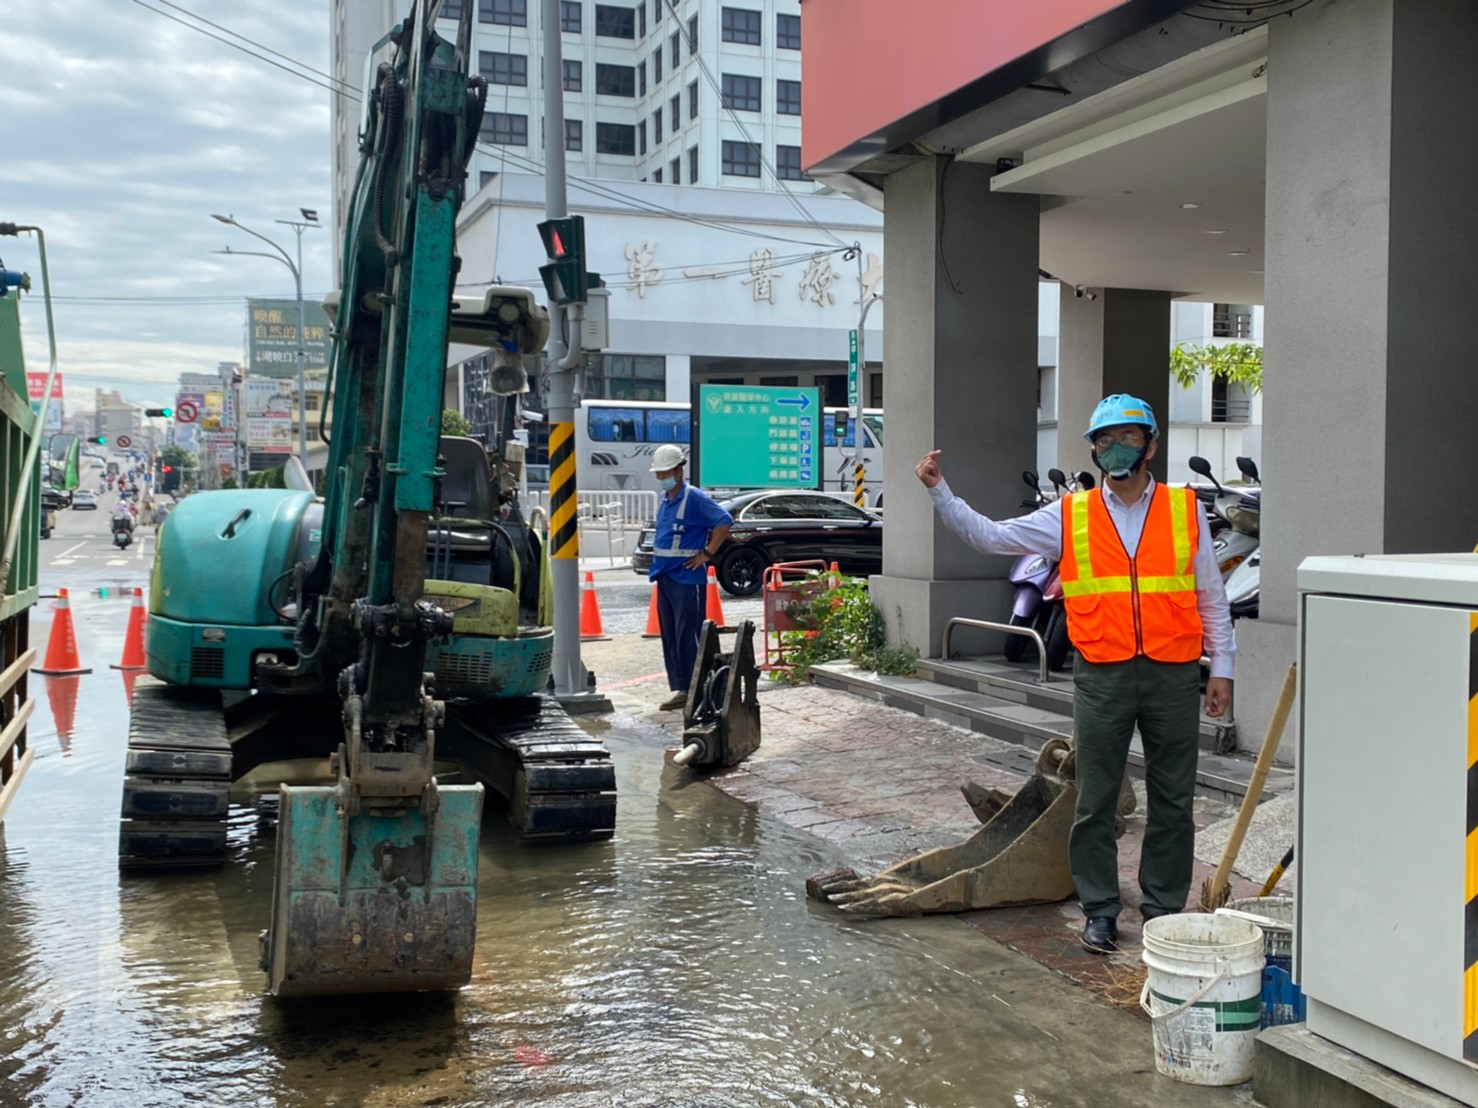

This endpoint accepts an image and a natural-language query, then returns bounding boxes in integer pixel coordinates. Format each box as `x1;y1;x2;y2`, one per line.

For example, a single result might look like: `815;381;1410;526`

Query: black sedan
632;490;882;597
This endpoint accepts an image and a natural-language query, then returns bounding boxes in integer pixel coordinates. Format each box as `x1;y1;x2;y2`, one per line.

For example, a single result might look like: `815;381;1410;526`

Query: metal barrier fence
525;489;659;565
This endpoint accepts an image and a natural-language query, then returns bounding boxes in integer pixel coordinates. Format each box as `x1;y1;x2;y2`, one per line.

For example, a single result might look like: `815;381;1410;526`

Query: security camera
489;347;529;395
1073;285;1098;301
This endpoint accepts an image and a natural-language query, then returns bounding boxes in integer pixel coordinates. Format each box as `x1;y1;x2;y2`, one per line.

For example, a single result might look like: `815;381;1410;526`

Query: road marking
57;541;88;558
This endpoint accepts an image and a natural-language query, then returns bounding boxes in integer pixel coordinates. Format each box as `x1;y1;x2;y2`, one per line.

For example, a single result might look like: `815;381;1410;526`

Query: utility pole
541;0;602;708
851;246;881;507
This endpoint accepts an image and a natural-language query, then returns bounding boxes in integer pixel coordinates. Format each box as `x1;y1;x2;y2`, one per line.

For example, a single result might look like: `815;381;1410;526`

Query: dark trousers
1070;655;1201;919
656;574;706;693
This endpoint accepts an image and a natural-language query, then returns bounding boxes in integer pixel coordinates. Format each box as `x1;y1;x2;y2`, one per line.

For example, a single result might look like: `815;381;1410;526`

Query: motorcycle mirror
1236;456;1260;483
1021;470;1040;492
1076;470;1095;490
1046;467;1067;491
1187;455;1225;493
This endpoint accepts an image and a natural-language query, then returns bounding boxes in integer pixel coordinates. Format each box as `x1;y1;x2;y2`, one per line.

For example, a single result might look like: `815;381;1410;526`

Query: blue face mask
1094;442;1147;480
658;475;677;492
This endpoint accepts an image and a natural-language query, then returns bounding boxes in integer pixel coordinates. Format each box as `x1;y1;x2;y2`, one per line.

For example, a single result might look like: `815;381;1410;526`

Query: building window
776;78;800;116
637;0;646;37
652;46;662;82
566;119;583;152
595;4;635;37
585;354;667;401
776;144;808;181
721;7;759;44
671;155;681;184
596;121;636;155
721;73;760;113
638;118;647;155
687;14;697;53
721;139;760;177
560;0;581;32
777;12;800;49
596;63;636;97
639;59;647;96
688;144;698;184
480;52;527;87
441;0;464;18
652;107;662;144
481;112;528;145
669;93;680;130
480;0;527;26
479;169;498;190
653;167;663;183
688;79;698;119
1213;302;1254;338
563;59;582;92
670;31;680;70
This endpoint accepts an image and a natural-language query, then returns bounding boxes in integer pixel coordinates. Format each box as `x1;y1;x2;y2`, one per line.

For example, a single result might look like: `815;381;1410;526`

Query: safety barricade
759;560;833;672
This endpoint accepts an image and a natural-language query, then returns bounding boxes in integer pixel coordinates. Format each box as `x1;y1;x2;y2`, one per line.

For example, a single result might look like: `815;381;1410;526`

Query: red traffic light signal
161;465;174;473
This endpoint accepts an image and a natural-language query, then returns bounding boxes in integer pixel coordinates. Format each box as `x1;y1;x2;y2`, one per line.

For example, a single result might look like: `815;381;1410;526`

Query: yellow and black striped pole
549;421;578;560
1466;612;1478;1061
853;463;865;507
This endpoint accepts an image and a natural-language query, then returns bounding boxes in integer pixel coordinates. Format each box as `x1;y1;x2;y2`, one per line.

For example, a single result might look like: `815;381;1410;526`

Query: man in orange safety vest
916;394;1234;954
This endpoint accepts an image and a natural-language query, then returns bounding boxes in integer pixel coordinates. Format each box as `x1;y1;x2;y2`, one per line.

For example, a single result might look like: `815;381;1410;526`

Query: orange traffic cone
642;583;662;638
704;565;727;629
43;674;80;756
580;570;608;641
36;587;91;675
828;561;842;588
111;587;147;671
119;667;141;709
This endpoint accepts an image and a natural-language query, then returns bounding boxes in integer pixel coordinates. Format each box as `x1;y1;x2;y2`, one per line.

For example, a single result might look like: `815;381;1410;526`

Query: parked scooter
1187;455;1260;580
1222;456;1261;619
1004;471;1053;662
1036;468;1095;672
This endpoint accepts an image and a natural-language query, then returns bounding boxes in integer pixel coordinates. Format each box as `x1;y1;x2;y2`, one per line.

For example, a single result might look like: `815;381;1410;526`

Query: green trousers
1070;655;1201;919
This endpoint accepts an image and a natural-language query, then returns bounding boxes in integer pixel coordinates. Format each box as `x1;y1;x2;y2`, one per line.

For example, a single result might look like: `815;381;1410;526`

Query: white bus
574;399;885;506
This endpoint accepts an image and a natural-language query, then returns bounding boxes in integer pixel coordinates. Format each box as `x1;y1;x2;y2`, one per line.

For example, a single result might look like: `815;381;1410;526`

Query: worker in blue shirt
648;443;732;710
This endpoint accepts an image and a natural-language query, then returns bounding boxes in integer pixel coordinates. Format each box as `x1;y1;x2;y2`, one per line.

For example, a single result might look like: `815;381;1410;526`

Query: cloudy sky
2;0;337;413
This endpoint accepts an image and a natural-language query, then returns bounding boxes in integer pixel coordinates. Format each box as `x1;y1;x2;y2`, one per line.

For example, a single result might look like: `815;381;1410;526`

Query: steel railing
942;616;1050;684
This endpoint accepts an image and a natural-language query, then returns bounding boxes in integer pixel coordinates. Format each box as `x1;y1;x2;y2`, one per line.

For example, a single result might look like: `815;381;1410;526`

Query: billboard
25;371;62;434
694;385;820;490
246;298;330;379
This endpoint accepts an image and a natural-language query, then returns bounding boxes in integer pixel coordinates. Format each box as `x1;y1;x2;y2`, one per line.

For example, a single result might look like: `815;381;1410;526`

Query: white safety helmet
649;443;687;472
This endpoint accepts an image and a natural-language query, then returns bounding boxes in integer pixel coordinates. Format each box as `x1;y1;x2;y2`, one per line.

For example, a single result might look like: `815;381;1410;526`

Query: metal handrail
943;617;1050;684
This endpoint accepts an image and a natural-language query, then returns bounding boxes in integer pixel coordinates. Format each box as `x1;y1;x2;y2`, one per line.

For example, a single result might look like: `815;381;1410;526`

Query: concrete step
810;656;1294;803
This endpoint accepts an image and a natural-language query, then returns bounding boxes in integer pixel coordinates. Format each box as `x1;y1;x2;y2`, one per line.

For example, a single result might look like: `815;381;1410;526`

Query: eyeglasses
1092;429;1147;450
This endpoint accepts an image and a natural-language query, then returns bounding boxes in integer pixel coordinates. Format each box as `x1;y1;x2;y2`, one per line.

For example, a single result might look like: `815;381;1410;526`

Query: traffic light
87;435;106;445
144;407;173;418
161;465;174;474
536;215;588;306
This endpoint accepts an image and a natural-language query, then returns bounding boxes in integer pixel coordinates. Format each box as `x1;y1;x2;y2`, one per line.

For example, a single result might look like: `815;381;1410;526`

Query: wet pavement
0;525;1258;1106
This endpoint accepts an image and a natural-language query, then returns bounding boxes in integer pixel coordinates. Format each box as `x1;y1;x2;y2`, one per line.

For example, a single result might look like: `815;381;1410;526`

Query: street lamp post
211;211;319;467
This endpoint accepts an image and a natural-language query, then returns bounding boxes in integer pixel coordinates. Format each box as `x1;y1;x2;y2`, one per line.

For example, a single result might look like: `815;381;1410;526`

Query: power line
659;0;849;250
152;0;359;94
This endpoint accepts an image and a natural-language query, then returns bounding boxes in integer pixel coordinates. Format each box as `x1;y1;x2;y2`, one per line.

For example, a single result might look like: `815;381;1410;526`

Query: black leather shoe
1081;915;1120;954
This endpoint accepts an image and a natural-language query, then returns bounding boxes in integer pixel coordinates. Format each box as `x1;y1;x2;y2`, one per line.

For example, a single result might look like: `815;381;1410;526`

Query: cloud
2;0;336;409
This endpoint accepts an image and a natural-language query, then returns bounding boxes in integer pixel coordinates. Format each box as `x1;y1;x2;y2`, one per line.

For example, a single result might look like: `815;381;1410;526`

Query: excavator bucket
807;738;1102;916
260;782;484;997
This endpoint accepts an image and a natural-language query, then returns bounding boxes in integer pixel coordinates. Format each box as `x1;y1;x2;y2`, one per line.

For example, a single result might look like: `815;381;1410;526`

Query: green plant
772;572;918;685
1169;342;1263;392
442;408;472;436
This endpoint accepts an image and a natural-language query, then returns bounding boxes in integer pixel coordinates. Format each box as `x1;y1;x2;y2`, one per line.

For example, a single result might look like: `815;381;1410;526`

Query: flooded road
0;550;1217;1107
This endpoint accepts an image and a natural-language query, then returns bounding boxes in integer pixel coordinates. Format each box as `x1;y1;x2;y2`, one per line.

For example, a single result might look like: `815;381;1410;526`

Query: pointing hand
915;450;943;489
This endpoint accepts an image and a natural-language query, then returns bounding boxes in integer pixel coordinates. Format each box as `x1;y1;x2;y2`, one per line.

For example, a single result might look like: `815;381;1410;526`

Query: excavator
115;3;614;997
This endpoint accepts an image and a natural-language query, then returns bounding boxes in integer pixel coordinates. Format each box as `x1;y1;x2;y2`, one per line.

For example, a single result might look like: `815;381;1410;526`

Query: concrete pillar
664;353;690;402
871;159;1039;656
1057;286;1172;483
1238;0;1478;754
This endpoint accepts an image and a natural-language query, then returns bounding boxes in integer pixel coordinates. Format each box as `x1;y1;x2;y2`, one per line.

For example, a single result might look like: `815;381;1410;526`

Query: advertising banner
25;371;63;434
246;298;330;378
247;414;292;454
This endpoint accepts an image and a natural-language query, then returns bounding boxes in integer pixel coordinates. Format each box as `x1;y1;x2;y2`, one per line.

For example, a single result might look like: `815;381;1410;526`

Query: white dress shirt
927;477;1235;680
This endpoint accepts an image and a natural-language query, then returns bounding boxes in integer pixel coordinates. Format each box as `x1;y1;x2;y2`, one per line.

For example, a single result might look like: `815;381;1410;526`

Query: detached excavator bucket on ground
261;782;484;998
807;738;1133;917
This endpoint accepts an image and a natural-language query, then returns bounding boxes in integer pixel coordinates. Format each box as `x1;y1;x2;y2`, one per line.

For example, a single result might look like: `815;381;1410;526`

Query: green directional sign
848;329;859;407
695;384;821;490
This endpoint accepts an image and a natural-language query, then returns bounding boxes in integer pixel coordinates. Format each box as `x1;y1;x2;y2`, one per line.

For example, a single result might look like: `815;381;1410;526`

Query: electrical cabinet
1298;554;1478;1104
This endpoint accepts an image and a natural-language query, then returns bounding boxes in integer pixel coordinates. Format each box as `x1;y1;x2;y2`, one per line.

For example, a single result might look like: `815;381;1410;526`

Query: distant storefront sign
26;371;63;434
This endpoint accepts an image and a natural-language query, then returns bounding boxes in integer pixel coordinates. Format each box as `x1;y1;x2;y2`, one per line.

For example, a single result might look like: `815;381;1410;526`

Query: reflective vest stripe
1061;573;1195;597
1070;494;1094;581
653;486;705;556
1168;485;1191;575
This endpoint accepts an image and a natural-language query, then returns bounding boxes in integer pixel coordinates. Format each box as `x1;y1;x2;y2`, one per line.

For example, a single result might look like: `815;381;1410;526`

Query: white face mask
658;475;677;492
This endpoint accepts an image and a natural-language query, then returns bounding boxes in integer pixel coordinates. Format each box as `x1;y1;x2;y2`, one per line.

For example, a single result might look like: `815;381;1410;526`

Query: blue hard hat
1084;394;1159;441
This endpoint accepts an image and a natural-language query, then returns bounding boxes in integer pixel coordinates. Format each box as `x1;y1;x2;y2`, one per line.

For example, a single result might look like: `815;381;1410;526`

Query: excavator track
445;695;615;841
118;678;233;869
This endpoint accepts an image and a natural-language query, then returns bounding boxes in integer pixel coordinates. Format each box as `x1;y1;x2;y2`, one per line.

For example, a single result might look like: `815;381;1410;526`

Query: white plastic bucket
1139;913;1266;1086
